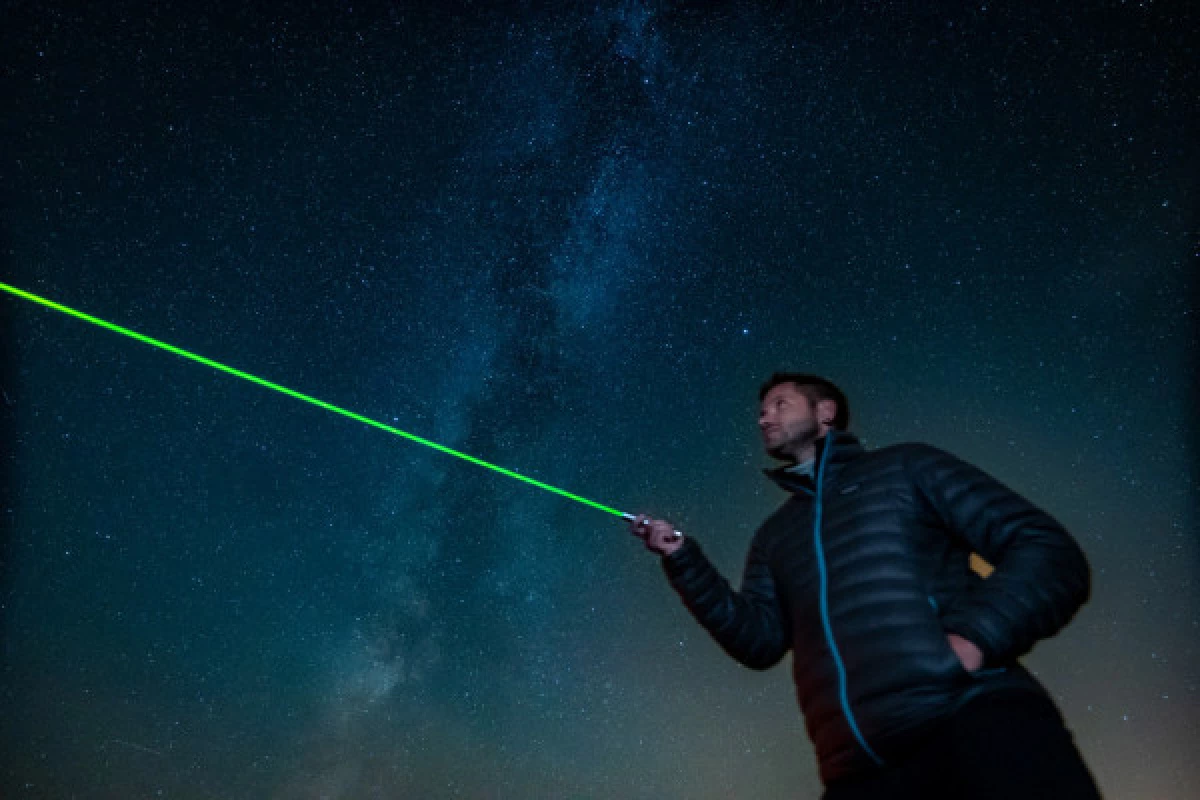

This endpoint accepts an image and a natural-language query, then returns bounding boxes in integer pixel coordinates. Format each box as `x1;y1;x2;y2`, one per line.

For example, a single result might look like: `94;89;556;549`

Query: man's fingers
649;521;676;539
628;515;682;552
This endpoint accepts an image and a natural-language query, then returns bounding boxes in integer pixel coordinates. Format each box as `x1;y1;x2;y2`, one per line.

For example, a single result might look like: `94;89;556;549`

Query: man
631;373;1102;799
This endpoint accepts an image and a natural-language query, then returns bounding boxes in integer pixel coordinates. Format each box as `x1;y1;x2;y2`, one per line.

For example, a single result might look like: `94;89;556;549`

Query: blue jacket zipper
813;435;885;767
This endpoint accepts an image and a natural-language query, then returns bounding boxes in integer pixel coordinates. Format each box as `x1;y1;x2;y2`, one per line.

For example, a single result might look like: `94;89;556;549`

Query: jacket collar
763;430;866;494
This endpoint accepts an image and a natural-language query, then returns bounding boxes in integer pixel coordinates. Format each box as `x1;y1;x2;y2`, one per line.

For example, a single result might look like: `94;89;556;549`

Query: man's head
757;373;850;463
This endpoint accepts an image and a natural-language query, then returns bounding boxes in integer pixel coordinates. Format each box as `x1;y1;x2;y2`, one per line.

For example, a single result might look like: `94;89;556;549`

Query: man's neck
793;444;816;464
788;431;828;465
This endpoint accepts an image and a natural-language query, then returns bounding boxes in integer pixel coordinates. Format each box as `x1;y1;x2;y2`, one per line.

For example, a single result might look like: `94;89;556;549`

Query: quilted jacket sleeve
908;444;1091;666
660;534;790;670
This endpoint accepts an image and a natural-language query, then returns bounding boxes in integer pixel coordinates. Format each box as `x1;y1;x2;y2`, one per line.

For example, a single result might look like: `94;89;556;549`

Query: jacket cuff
661;537;702;577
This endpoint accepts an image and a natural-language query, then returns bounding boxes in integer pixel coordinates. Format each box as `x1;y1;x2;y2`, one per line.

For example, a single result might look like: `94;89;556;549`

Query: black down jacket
661;430;1091;784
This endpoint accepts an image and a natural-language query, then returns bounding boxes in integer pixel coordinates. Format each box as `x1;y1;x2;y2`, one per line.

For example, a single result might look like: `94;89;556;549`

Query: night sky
1;1;1196;797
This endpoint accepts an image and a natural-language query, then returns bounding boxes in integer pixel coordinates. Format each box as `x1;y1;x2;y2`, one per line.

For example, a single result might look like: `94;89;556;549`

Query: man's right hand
629;513;685;557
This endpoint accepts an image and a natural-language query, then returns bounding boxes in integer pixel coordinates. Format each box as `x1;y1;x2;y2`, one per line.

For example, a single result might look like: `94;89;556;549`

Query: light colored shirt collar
785;458;816;478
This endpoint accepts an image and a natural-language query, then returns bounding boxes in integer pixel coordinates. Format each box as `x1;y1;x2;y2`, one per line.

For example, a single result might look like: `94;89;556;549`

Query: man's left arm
907;443;1092;668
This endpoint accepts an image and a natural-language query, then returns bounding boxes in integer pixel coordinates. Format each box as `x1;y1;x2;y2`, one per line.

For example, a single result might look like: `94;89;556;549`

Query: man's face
758;382;820;461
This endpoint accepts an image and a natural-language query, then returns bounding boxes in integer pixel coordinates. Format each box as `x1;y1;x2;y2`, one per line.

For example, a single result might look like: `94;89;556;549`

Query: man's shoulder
846;441;968;484
752;494;809;548
861;440;954;464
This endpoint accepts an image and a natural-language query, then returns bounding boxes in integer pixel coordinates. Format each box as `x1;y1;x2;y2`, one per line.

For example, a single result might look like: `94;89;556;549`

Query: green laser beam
0;280;629;520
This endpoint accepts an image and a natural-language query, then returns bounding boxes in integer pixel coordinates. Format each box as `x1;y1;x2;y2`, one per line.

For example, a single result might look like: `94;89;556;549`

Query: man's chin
765;444;795;462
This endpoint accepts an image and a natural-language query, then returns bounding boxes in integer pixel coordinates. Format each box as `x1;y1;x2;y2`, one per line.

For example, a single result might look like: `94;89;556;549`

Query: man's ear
816;398;838;427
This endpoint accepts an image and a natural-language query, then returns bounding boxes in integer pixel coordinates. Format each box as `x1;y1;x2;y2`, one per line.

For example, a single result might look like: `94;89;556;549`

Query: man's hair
758;372;851;431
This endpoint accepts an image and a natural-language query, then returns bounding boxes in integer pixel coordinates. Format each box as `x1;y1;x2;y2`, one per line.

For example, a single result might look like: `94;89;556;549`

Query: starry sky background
0;1;1196;797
